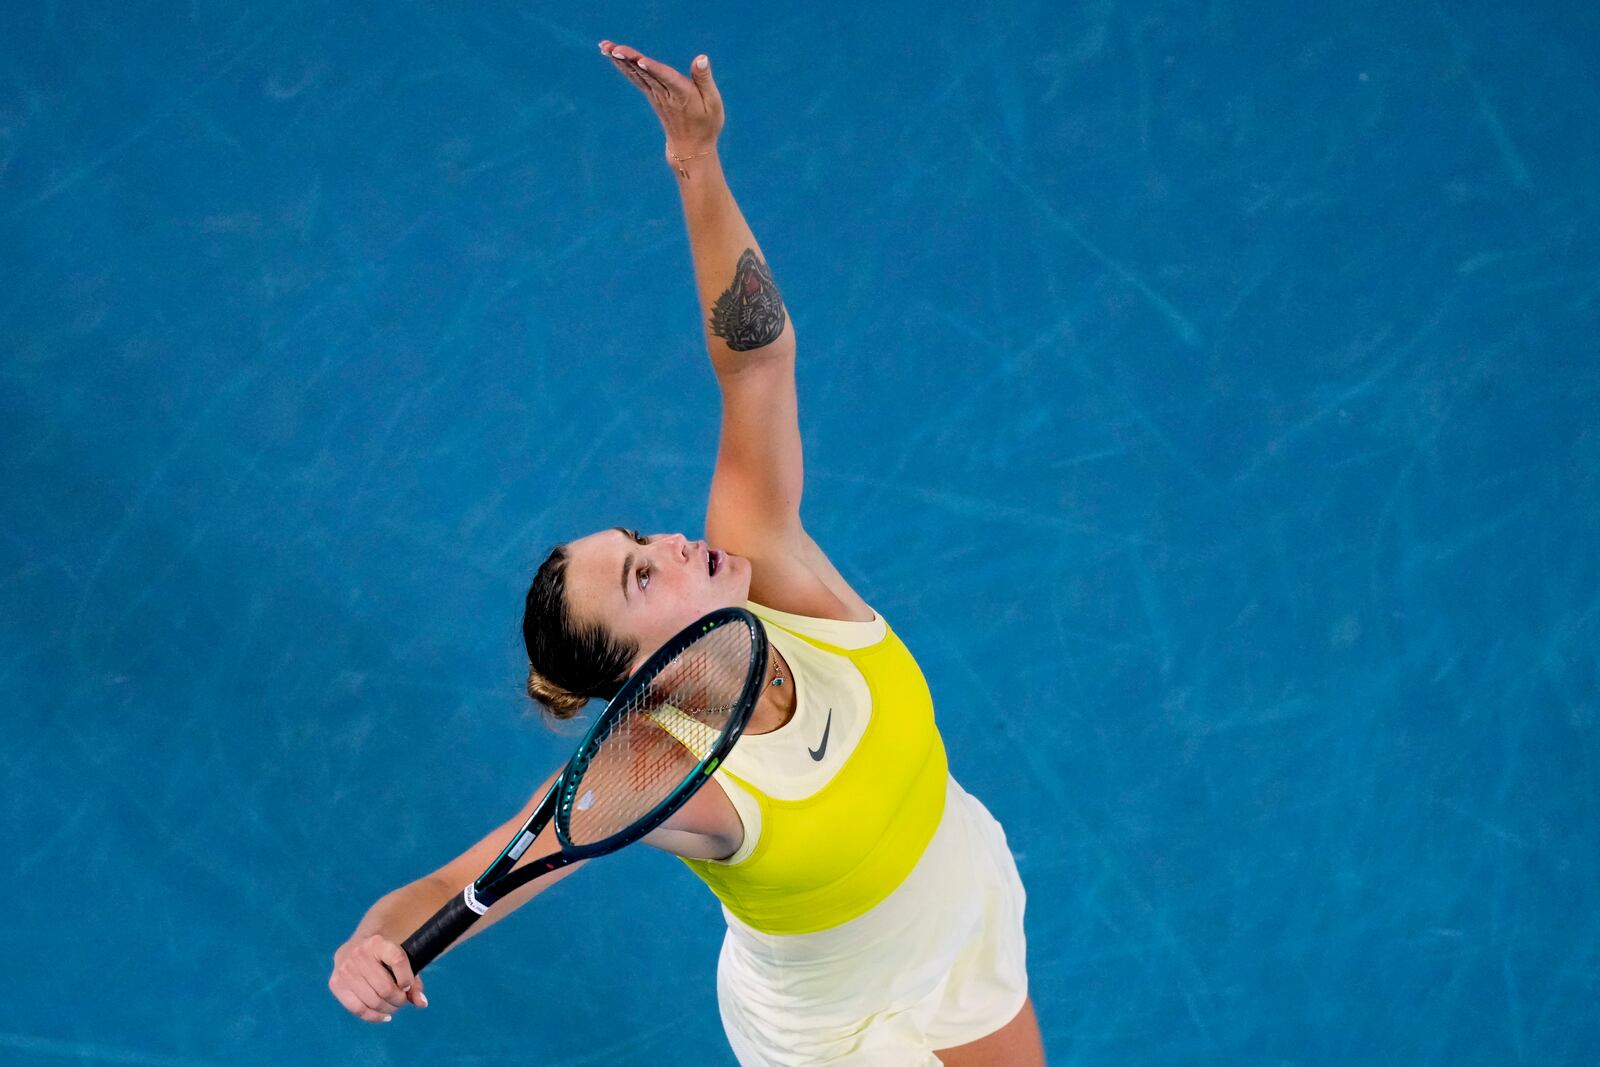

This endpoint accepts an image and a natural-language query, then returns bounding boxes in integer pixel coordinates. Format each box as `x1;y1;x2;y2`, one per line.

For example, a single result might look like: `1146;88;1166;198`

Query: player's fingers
602;41;645;70
329;970;392;1022
602;42;685;97
602;44;665;101
620;61;663;100
331;981;393;1023
356;956;410;1012
345;964;396;1015
407;976;430;1009
373;937;418;993
632;52;693;96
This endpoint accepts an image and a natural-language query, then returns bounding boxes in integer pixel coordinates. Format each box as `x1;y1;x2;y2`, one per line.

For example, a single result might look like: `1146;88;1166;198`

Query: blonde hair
525;663;589;721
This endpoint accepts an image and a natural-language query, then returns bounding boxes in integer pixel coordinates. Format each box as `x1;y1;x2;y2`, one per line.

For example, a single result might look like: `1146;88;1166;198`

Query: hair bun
527;665;589;720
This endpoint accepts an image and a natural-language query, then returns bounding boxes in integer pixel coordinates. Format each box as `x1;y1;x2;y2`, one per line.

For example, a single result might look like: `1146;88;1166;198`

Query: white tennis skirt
715;776;1029;1066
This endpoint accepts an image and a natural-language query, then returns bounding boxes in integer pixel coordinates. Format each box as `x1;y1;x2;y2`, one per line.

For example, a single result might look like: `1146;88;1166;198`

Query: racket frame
397;606;767;974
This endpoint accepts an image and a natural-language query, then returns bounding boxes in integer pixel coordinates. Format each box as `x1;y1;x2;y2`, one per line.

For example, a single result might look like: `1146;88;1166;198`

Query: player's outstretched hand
329;933;428;1023
599;40;724;156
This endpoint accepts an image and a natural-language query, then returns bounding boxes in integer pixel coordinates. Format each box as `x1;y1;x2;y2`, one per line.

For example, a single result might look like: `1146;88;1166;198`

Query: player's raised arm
600;41;870;621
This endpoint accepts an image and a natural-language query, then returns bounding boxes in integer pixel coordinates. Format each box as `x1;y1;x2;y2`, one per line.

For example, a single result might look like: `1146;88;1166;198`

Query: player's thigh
933;996;1044;1067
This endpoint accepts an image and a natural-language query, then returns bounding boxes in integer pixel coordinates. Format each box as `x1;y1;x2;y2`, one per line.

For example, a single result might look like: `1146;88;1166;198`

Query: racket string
564;624;754;846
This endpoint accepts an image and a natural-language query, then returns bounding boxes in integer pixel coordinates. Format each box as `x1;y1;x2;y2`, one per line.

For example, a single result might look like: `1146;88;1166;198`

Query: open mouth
708;549;721;577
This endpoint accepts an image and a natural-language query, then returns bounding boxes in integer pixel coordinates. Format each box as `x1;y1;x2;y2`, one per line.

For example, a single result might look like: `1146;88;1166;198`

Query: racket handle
397;887;483;976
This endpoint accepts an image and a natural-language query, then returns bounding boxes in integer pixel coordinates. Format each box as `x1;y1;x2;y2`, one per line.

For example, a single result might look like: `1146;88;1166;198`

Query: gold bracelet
666;145;715;179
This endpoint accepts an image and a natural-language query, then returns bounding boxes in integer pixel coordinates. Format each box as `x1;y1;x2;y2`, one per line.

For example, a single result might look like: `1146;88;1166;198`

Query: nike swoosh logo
808;708;833;762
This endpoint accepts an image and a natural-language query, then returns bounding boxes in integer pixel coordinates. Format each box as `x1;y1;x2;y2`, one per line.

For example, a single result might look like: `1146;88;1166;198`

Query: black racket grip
397;889;482;977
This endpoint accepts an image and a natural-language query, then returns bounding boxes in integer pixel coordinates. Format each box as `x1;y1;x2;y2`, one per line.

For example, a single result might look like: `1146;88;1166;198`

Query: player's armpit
643;777;744;859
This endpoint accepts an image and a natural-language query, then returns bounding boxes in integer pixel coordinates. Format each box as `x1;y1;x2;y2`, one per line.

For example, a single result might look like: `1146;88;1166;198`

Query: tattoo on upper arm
709;249;787;352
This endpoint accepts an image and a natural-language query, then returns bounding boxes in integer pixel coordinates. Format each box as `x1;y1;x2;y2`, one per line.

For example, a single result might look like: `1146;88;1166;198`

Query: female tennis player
328;40;1044;1066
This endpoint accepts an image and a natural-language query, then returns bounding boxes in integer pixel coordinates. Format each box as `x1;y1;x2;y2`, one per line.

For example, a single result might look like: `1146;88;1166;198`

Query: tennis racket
390;606;768;977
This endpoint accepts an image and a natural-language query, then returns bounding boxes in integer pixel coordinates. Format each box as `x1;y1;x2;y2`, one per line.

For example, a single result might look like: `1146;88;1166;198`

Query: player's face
563;528;751;669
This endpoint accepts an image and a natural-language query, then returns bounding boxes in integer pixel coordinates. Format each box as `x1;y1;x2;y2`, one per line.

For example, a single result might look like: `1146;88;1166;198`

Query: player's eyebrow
614;527;636;603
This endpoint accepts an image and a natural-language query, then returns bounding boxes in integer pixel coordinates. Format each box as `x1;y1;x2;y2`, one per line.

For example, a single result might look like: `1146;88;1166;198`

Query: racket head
551;607;767;858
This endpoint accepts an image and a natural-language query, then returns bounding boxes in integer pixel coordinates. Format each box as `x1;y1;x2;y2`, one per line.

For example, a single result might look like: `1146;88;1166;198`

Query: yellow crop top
678;601;949;935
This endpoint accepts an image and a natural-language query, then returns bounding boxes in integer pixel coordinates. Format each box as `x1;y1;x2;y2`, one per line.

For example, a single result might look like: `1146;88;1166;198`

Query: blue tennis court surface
3;1;1597;1063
